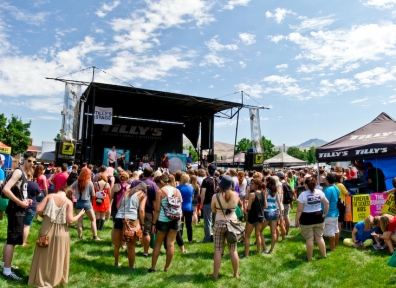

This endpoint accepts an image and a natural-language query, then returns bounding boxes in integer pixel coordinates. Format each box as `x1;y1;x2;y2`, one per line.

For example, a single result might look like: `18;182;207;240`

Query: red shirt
53;172;69;192
388;217;396;233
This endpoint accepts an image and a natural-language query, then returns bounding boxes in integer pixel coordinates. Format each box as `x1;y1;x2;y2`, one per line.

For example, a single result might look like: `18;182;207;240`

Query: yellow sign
61;142;75;155
352;194;370;222
381;193;396;216
254;154;264;164
0;146;11;154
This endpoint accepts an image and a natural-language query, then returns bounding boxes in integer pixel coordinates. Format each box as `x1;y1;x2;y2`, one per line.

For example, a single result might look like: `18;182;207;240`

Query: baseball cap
276;171;285;179
208;163;217;171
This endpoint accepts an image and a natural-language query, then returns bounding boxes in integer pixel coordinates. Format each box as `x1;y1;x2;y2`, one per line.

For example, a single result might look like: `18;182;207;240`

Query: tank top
111;182;127;212
247;191;264;223
158;186;175;223
265;189;278;212
115;192;141;220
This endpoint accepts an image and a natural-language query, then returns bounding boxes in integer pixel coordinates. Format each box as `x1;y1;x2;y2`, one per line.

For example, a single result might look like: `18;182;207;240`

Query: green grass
0;206;395;288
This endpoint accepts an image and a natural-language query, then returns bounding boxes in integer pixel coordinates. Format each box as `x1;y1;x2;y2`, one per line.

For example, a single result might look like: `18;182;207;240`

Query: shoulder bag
37;200;66;247
122;192;143;243
216;194;245;244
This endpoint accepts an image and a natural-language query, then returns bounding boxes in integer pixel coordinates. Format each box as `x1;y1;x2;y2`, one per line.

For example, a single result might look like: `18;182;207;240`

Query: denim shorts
156;220;180;233
247;219;264;226
75;200;92;211
264;210;279;221
24;209;36;226
36;192;45;203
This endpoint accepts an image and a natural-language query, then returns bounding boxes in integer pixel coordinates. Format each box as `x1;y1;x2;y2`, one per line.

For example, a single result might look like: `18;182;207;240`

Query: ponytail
304;177;317;192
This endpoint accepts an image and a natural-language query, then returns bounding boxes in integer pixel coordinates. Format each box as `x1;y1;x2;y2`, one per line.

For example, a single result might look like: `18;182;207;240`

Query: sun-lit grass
0;204;395;287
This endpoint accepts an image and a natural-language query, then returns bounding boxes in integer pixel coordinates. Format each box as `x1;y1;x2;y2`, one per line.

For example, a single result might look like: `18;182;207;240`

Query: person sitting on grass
372;214;396;253
242;179;267;257
371;216;385;249
343;215;374;248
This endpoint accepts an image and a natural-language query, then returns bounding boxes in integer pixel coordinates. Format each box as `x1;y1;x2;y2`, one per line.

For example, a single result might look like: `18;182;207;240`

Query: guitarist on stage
107;146;117;168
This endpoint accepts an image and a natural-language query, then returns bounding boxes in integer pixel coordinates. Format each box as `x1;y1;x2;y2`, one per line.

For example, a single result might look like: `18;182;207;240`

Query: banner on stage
94;107;113;125
370;193;388;216
352;194;370;222
167;153;186;173
381;193;396;215
344;195;352;222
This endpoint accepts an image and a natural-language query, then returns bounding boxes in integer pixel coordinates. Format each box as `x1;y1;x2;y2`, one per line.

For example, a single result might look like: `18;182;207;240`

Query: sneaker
143;253;149;258
182;250;188;254
3;272;22;280
22;243;29;247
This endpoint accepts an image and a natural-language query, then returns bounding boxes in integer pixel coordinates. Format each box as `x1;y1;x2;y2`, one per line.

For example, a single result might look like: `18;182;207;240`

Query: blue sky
2;0;396;148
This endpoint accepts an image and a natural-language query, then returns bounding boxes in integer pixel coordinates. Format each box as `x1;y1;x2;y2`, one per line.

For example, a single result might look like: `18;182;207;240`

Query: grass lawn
0;204;395;288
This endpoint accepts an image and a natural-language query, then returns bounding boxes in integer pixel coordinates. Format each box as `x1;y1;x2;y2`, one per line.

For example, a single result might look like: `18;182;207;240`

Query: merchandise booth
316;112;396;229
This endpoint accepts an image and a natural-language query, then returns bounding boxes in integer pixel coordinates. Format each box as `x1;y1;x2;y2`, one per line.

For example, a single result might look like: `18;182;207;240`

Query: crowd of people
0;153;395;286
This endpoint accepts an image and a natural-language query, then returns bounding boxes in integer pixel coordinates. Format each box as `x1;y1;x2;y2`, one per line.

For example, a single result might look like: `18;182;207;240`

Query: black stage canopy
78;82;244;166
316;112;396;162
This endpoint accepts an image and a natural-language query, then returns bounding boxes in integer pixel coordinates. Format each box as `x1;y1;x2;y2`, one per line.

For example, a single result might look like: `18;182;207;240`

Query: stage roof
82;82;243;123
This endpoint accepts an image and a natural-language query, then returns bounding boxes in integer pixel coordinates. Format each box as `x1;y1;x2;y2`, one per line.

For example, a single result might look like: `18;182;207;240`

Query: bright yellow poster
381;193;396;216
352;195;370;222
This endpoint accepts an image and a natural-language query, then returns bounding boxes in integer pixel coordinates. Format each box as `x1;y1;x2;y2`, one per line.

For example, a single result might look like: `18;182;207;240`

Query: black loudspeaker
207;154;216;163
245;153;264;170
201;118;212;150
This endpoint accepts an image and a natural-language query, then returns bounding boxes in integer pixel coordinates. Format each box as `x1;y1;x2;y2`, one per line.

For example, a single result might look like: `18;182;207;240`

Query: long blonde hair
190;175;199;192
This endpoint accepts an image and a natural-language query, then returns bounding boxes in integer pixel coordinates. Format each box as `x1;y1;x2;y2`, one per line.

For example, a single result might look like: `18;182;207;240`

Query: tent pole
233;91;243;166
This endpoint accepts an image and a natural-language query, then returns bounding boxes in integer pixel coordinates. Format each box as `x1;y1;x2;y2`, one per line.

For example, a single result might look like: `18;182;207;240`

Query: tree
287;146;306;161
183;145;198;162
0;114;31;155
53;129;62;142
262;136;280;160
235;138;251;153
306;146;317;164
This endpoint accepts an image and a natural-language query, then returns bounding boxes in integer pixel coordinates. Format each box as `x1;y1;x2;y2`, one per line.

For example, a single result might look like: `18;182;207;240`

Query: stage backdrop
102;148;130;166
93;119;183;167
168;153;186;173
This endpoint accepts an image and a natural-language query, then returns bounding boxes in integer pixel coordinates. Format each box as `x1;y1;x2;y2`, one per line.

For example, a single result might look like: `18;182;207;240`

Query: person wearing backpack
93;174;111;231
277;172;294;236
149;174;182;273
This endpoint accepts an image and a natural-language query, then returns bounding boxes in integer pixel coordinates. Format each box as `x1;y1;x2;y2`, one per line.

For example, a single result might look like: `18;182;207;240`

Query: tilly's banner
370;193;389;216
94;106;113;125
381;193;396;216
352;194;370;222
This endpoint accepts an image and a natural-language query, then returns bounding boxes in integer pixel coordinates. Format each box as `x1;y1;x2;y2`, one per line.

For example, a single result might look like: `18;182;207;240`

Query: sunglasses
25;159;35;163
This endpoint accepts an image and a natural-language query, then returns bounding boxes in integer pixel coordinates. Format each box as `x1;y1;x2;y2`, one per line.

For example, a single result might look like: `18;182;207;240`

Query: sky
2;0;396;148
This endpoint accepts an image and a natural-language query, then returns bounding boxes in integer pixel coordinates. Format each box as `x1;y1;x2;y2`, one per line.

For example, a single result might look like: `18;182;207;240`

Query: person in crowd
1;152;34;280
344;168;352;180
334;174;349;236
200;164;217;243
72;167;101;240
94;166;106;182
169;174;177;188
66;165;78;186
197;169;206;186
22;170;41;247
149;174;182;272
161;153;169;169
261;177;283;254
371;215;387;249
272;175;286;241
190;175;200;226
295;177;329;261
186;153;193;168
108;146;117;168
365;162;387;192
322;174;340;251
130;166;158;257
237;170;247;211
28;186;85;287
242;179;267;257
48;167;61;189
53;163;69;193
210;175;240;279
278;172;294;236
33;164;48;204
113;182;147;269
177;174;194;243
93;173;111;231
344;216;374;248
371;214;395;252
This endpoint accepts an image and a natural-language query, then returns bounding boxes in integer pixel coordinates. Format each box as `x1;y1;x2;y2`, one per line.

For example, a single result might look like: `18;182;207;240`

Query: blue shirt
354;221;374;242
322;185;340;218
186;157;192;164
0;168;4;182
177;184;194;212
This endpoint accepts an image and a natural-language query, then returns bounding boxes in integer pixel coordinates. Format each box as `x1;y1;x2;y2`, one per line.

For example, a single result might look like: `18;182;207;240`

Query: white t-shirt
108;150;117;163
239;178;247;197
232;176;238;188
297;189;325;213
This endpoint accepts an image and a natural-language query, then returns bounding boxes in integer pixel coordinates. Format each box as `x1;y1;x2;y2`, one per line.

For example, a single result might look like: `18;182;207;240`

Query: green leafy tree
306;146;317;164
183;145;198;162
0;114;31;155
262;136;280;160
235;138;251;153
287;146;307;161
53;129;63;142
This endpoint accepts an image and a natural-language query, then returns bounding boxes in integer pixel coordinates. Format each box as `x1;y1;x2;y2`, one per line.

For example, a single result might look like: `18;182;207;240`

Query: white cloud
95;0;120;18
263;75;296;84
215;120;237;127
334;78;358;92
223;0;251;10
268;35;287;43
239;61;246;68
275;63;288;71
213;74;220;78
239;33;256;45
235;83;265;98
361;0;396;9
95;29;104;34
2;2;50;25
288;24;396;73
205;36;238;51
200;53;228;67
209;85;214;88
290;15;335;31
351;97;368;103
342;62;360;73
354;67;396;85
38;115;61;120
266;8;294;24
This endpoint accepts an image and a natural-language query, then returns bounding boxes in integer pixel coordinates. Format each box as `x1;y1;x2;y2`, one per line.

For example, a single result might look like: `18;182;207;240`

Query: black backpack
282;182;294;204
